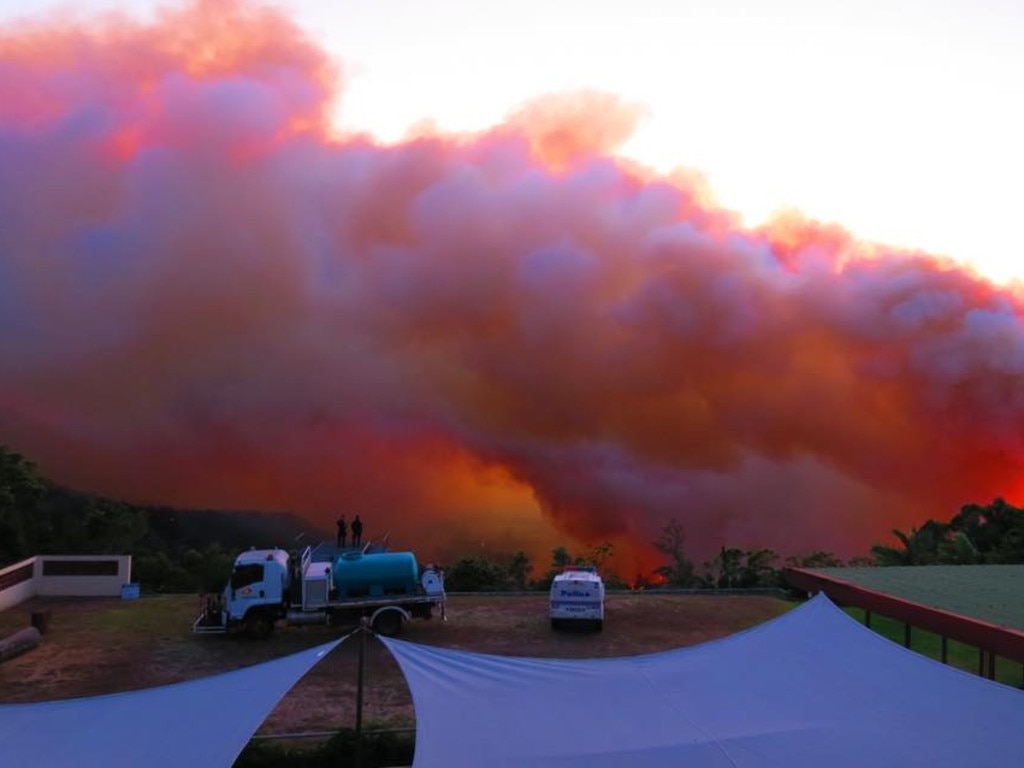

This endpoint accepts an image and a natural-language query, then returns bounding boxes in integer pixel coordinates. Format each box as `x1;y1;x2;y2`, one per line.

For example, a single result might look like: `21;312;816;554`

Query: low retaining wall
0;561;36;612
0;555;133;611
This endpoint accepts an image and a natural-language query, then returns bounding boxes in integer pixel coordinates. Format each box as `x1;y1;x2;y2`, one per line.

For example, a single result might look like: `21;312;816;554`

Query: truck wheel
245;613;274;640
551;619;561;631
372;610;403;637
595;620;603;632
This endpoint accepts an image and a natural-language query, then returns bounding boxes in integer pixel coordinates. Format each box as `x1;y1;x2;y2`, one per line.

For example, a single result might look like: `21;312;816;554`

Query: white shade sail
382;594;1024;767
6;596;1024;767
0;637;343;767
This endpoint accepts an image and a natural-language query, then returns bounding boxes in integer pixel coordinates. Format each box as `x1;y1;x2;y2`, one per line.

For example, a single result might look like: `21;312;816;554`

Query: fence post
355;617;368;768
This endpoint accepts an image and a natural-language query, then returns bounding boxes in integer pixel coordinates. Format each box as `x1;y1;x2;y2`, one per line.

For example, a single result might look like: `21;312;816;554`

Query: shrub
232;727;415;768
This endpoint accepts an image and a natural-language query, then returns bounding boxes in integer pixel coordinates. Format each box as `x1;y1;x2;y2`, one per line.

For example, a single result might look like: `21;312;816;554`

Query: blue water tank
331;551;419;599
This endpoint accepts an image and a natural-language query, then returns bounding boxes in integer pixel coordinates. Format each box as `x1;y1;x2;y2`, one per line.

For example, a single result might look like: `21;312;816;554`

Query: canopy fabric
0;637;343;767
381;594;1024;767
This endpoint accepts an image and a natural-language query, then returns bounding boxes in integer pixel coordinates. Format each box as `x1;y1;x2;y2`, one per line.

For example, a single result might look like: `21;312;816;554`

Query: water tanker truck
194;542;446;638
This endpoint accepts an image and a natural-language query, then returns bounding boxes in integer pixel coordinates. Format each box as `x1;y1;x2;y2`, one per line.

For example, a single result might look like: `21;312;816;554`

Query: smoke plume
2;0;1023;575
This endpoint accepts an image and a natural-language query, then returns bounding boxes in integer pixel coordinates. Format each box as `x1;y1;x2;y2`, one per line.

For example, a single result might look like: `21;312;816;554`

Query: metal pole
354;617;368;768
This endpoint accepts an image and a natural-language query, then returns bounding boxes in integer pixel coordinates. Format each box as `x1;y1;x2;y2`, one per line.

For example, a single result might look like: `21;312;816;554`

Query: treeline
0;446;321;593
443;499;1024;591
442;521;844;593
6;444;1024;595
871;498;1024;565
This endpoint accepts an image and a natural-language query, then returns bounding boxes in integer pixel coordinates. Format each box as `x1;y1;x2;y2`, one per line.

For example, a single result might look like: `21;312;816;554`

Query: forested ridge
0;445;322;592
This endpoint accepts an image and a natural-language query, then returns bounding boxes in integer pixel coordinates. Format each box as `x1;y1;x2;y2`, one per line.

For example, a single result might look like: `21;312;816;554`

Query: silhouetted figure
351;515;363;547
336;515;347;548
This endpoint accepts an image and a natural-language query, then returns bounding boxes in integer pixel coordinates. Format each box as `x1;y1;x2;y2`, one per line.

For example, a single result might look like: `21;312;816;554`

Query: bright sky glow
6;0;1024;283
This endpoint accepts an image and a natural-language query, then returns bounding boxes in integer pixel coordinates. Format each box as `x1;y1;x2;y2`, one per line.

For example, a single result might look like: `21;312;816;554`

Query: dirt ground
0;592;792;734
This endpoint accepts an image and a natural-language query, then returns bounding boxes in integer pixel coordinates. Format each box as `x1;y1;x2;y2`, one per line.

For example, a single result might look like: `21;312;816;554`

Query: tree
194;545;236;593
950;498;1024;563
739;548;781;588
950;498;1019;557
653;518;697;587
871;536;911;566
446;556;510;591
711;546;782;588
712;547;744;588
585;541;629;587
83;498;149;554
0;446;46;565
588;541;615;571
867;500;1024;566
551;546;574;569
938;531;980;564
872;521;948;566
536;546;587;589
602;572;631;590
507;550;532;590
132;551;194;593
990;517;1024;564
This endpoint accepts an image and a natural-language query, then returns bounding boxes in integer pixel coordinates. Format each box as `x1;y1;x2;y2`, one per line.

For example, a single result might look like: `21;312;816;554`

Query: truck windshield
230;564;264;590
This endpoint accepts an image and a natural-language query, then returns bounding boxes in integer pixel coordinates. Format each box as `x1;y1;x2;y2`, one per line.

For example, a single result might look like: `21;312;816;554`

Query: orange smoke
2;1;1023;576
504;91;647;170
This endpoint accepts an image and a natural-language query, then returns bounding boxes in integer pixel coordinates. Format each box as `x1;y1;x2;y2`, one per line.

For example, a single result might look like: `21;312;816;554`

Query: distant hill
1;443;331;573
141;503;330;553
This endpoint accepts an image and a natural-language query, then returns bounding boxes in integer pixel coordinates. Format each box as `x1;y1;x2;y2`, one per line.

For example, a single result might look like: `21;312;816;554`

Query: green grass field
813;565;1024;630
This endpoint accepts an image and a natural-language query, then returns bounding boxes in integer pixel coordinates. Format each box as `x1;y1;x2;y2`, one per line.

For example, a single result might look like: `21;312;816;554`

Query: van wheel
551;619;561;631
595;620;603;632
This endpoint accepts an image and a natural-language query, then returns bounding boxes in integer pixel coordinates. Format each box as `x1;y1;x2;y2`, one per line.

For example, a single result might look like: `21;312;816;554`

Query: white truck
550;566;605;631
193;542;446;638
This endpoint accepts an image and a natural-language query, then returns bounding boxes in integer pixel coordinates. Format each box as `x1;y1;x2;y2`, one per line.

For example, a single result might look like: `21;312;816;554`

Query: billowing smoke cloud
2;1;1023;575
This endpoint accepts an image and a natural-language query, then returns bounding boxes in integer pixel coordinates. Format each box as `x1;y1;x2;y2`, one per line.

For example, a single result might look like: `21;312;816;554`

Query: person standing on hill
336;515;347;548
351;515;364;548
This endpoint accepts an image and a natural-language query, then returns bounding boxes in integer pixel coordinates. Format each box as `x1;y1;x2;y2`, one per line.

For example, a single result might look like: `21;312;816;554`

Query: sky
318;0;1024;286
8;0;1024;284
2;0;1024;576
6;0;1021;283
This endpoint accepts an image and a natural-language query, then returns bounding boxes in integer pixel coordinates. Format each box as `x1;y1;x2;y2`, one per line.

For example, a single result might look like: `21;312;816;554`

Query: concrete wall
0;558;37;612
0;555;132;609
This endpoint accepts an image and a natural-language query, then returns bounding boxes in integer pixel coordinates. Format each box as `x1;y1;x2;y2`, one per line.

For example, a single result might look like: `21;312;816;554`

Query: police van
549;566;605;631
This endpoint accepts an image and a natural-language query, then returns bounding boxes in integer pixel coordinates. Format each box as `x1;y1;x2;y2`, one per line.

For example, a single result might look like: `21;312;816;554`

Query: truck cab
550;566;605;631
217;548;291;638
